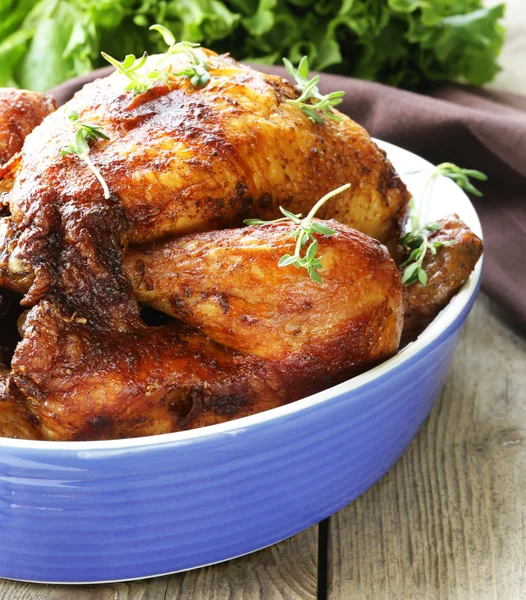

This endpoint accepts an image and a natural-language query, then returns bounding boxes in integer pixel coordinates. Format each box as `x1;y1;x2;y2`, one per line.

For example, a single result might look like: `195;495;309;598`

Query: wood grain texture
164;526;318;600
327;294;526;600
0;525;317;600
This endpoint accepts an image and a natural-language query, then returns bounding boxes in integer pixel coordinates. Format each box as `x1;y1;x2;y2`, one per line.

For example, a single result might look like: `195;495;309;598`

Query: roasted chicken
0;89;56;167
402;214;483;343
0;48;482;441
0;365;40;439
4;221;403;360
12;221;403;441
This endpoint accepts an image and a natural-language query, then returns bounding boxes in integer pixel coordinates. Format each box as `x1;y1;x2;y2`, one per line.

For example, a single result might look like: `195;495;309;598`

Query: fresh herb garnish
399;220;450;287
102;24;210;96
283;56;344;125
406;162;488;199
400;162;487;287
244;183;350;283
61;111;110;199
151;25;211;88
100;51;159;96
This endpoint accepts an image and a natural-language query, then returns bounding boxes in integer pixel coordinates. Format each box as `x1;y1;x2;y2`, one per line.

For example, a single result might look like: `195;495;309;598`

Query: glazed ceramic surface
0;140;482;583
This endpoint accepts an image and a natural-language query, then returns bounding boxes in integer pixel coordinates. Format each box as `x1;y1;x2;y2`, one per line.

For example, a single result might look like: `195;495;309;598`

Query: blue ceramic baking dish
0;141;482;583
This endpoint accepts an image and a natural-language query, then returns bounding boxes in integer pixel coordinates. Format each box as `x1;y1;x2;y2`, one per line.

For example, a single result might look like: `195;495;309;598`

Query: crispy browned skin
0;52;409;440
3;52;409;305
402;214;483;342
1;218;403;357
10;220;403;441
2;218;403;438
10;302;287;440
0;366;40;440
126;220;403;360
0;89;56;166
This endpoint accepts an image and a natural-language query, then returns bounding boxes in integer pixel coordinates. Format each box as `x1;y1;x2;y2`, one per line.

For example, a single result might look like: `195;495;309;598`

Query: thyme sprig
151;25;211;88
399;220;450;287
405;162;487;205
244;183;350;283
434;163;487;196
400;162;487;287
61;111;110;199
101;24;210;96
283;56;344;125
101;51;159;95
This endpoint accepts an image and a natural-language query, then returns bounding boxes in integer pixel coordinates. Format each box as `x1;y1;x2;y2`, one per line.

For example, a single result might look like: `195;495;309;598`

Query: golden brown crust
0;89;56;166
10;301;286;440
0;366;40;440
126;220;403;361
7;52;408;287
0;53;410;441
402;214;483;342
11;220;403;441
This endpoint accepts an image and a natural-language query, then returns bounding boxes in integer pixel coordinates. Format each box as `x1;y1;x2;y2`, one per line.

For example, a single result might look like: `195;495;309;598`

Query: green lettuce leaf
0;0;506;92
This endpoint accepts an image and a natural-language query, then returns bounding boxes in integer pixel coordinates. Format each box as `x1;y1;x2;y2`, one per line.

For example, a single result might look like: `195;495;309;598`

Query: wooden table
1;293;524;600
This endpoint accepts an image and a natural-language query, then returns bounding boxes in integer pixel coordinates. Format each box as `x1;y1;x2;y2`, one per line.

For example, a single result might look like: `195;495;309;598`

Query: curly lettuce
0;0;505;91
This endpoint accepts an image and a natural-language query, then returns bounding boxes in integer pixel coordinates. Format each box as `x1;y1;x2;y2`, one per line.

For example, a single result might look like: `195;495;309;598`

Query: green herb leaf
310;221;337;235
417;268;428;287
279;207;302;224
61;111;110;199
247;183;350;283
278;254;297;267
400;161;483;287
101;23;211;96
0;2;505;92
283;55;344;124
401;261;420;286
150;24;176;47
434;163;488;197
101;50;154;95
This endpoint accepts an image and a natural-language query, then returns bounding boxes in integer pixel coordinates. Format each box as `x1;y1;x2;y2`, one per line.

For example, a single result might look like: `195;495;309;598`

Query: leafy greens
0;0;505;91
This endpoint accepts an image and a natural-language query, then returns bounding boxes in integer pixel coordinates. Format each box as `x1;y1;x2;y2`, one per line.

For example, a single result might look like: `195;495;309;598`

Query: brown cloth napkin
50;67;526;329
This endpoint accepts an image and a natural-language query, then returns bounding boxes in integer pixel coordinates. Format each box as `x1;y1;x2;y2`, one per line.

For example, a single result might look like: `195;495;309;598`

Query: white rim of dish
0;140;483;451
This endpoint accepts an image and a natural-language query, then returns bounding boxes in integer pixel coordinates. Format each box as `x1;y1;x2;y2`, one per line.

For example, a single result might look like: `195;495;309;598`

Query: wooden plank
165;526;318;599
0;525;318;600
327;293;526;600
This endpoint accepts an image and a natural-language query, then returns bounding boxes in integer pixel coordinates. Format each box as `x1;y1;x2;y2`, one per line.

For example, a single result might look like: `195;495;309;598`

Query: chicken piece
11;301;396;442
0;366;40;440
402;214;483;343
0;51;409;441
2;50;408;311
0;216;32;295
10;220;403;441
2;218;403;363
10;302;287;440
125;220;403;360
0;89;56;166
